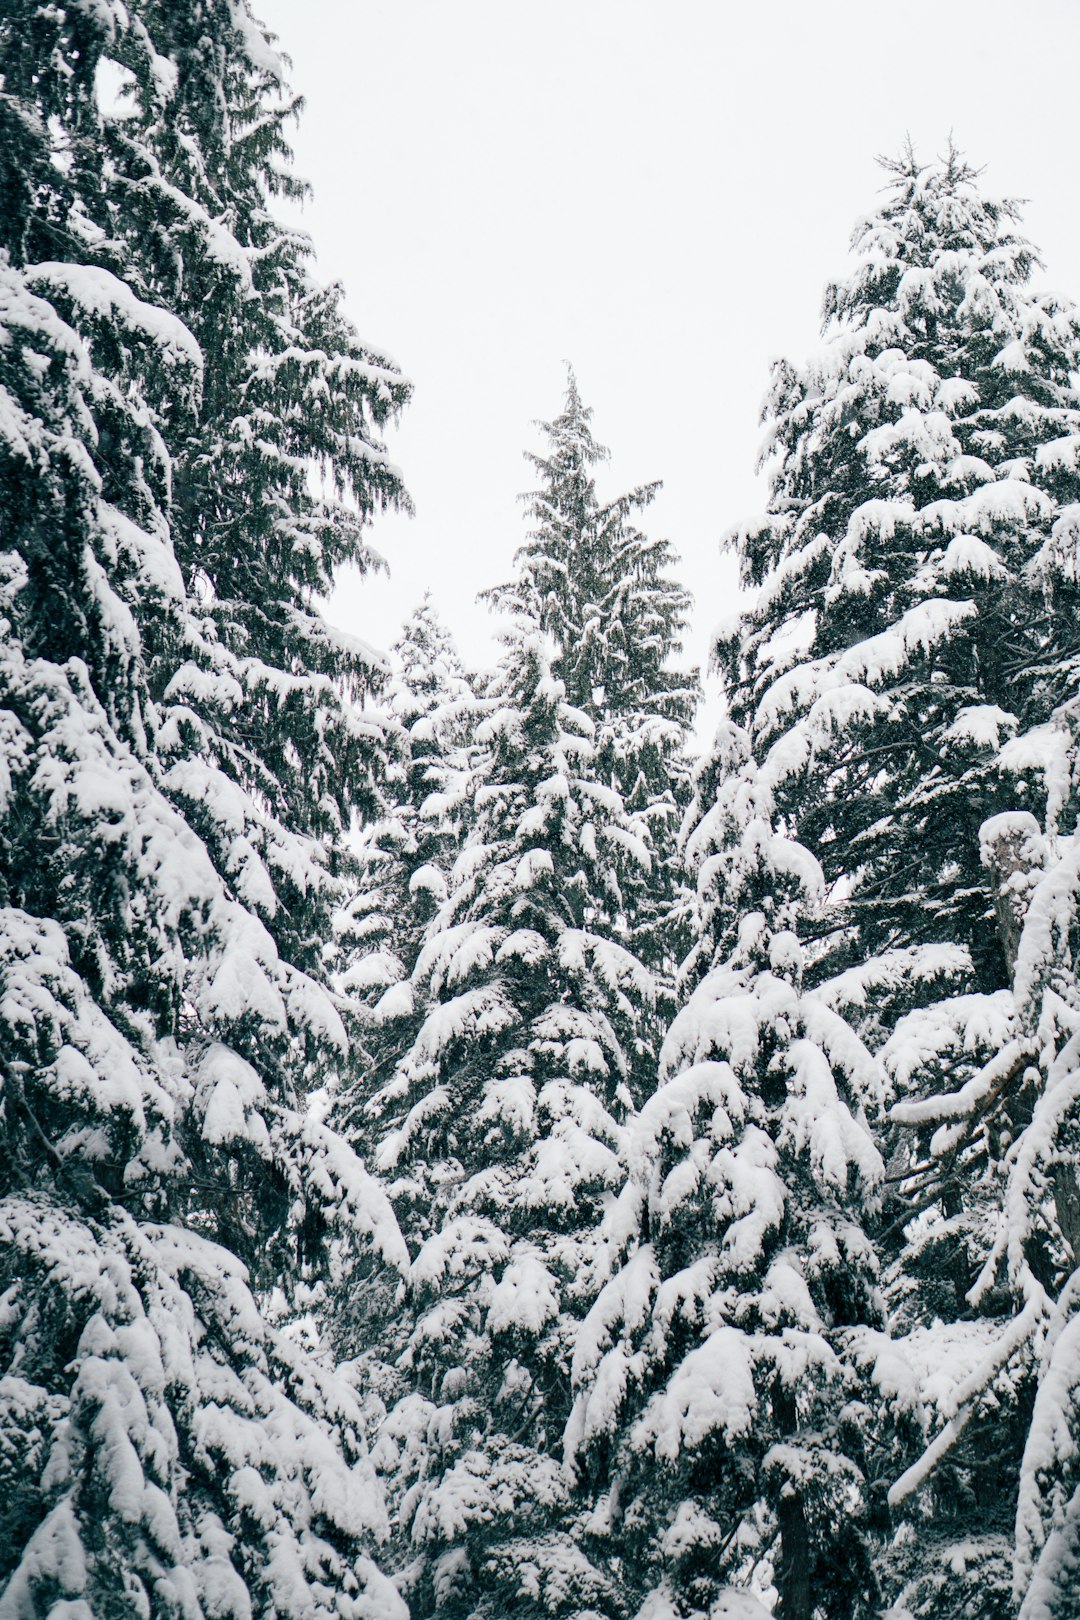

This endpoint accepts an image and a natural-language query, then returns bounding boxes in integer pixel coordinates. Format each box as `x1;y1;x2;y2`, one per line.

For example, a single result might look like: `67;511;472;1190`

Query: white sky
256;0;1080;700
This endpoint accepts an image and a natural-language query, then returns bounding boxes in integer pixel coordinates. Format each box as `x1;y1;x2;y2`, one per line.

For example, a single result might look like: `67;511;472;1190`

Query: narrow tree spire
485;370;697;979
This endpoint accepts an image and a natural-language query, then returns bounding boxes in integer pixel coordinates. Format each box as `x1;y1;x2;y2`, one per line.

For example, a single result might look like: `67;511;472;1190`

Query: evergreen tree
350;630;658;1620
721;150;1080;1620
855;896;1028;1619
484;371;697;980
876;699;1080;1618
717;145;1080;1006
0;2;412;1612
393;592;476;718
105;0;410;985
336;596;476;1125
565;724;886;1620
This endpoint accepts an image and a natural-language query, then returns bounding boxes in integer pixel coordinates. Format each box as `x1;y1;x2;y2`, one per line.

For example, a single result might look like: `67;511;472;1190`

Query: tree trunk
772;1377;812;1620
980;812;1046;977
777;1489;812;1620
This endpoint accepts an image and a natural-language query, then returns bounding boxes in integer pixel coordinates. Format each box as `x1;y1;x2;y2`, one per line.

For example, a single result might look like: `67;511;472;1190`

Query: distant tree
351;629;658;1619
485;370;697;982
335;595;476;1136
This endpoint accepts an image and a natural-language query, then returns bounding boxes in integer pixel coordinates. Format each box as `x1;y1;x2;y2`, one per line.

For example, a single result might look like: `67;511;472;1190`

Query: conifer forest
5;3;1080;1618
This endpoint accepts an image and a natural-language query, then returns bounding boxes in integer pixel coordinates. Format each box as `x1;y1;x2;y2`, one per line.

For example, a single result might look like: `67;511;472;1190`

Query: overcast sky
255;0;1080;696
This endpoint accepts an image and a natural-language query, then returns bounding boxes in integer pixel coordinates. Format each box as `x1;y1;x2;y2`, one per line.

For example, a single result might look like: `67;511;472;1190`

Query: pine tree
0;2;412;1612
873;694;1080;1618
719;150;1080;1619
102;0;410;988
349;629;658;1620
484;371;697;981
336;596;476;1125
564;724;886;1620
717;145;1080;1007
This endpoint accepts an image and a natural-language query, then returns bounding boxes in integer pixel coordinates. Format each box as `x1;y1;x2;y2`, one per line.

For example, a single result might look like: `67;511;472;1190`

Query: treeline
1;4;1080;1620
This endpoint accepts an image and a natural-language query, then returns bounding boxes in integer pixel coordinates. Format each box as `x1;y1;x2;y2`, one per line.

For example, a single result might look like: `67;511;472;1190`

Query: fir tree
0;2;411;1612
876;698;1080;1618
717;145;1080;1006
565;724;886;1620
484;370;697;981
104;0;410;987
724;150;1080;1620
336;596;476;1126
350;630;658;1620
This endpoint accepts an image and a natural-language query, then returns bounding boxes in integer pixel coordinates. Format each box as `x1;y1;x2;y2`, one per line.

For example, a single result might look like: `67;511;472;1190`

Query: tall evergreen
0;2;411;1612
712;150;1080;1620
717;146;1080;1005
109;0;410;984
484;371;697;978
564;723;886;1620
706;152;1080;1606
349;630;658;1619
875;704;1080;1618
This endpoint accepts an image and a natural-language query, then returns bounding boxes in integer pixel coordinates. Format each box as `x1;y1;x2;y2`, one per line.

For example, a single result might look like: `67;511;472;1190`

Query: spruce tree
104;0;410;986
484;371;697;980
717;145;1080;1005
0;2;412;1612
876;699;1080;1618
565;724;886;1620
726;151;1080;1620
336;596;476;1126
350;630;658;1619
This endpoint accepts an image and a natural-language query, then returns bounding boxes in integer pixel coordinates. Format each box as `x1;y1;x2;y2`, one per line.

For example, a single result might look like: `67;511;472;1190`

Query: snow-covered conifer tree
0;3;412;1613
874;696;1080;1618
392;593;476;717
336;596;476;1128
354;629;658;1619
484;371;697;978
720;150;1080;1619
565;724;886;1620
718;146;1080;1005
101;0;410;987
